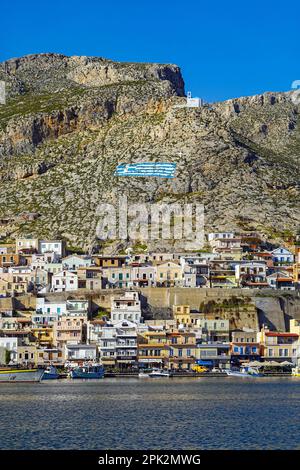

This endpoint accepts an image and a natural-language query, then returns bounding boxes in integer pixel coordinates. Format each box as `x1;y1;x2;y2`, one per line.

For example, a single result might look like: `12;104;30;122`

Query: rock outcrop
0;53;299;250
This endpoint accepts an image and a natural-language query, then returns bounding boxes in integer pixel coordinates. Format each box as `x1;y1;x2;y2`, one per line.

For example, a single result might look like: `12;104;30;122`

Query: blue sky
1;0;299;102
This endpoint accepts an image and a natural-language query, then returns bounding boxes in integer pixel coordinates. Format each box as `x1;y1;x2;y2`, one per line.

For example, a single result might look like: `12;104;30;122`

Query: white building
98;325;117;365
62;255;93;272
31;252;60;267
131;265;156;287
34;298;67;324
186;92;203;108
51;270;78;292
115;320;138;367
34;298;88;324
65;344;97;361
0;337;18;362
235;261;267;281
208;232;235;242
271;247;294;264
39;240;66;258
110;291;142;324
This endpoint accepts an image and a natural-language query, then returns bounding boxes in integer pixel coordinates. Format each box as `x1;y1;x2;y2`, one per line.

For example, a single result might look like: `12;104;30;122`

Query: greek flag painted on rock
114;162;176;178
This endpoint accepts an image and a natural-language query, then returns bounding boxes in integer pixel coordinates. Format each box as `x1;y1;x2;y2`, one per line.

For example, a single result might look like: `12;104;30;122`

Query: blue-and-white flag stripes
114;162;176;178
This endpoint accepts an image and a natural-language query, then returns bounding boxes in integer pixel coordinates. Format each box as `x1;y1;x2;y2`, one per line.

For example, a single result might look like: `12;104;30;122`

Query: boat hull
0;368;44;383
42;373;60;380
70;370;104;379
148;373;171;378
226;370;263;377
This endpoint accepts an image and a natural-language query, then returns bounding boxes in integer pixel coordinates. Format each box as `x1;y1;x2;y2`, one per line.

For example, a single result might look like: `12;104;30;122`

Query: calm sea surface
0;377;299;450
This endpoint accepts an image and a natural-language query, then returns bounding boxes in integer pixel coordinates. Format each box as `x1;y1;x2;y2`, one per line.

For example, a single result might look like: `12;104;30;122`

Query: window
178;349;182;357
187;349;191;356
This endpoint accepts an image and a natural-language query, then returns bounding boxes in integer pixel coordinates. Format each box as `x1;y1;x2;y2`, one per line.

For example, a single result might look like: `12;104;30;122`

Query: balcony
138;355;165;360
116;355;137;361
56;326;82;332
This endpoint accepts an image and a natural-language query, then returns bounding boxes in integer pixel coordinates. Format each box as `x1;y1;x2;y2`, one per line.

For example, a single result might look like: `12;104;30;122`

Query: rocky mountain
0;53;299;252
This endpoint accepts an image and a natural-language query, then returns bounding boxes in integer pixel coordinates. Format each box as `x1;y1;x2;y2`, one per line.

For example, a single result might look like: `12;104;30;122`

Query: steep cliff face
0;53;299;250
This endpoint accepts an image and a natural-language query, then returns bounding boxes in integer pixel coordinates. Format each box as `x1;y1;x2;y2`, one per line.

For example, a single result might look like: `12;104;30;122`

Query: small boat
139;368;172;378
69;363;104;379
0;367;44;383
226;367;263;377
138;371;151;378
42;366;60;380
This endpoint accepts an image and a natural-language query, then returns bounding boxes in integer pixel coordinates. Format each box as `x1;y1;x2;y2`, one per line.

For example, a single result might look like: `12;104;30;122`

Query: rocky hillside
0;53;299;252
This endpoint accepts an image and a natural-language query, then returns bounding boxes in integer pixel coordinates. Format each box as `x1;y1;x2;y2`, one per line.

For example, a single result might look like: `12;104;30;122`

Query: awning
138;359;163;363
242;361;263;367
261;361;292;367
196;360;213;366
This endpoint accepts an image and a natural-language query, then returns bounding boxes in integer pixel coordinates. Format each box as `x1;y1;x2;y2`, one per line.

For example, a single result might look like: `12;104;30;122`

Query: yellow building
93;256;127;268
17;345;38;365
258;328;299;361
173;305;191;327
31;326;54;347
292;246;300;283
16;237;39;253
138;330;169;368
290;319;300;335
155;261;183;287
167;331;197;370
0;243;15;254
0;274;28;295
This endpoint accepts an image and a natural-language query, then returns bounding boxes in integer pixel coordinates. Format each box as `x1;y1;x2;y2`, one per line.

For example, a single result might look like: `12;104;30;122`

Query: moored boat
42;366;60;380
0;367;44;383
69;364;104;379
226;367;263;377
139;368;172;378
138;371;151;378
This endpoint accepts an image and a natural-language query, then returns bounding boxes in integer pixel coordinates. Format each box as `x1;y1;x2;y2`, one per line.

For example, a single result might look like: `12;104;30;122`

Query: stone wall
4;288;300;332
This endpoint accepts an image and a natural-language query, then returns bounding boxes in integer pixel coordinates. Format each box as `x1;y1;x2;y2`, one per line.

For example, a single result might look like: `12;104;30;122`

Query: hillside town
0;231;299;372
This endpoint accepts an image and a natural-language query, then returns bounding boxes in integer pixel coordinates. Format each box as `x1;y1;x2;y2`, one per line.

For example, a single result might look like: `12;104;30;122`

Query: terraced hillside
0;53;299;252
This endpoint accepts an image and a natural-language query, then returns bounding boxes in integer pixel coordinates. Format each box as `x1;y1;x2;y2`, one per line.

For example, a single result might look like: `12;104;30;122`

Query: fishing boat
69;363;104;379
42;365;60;380
0;367;45;383
226;367;263;377
139;368;172;378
